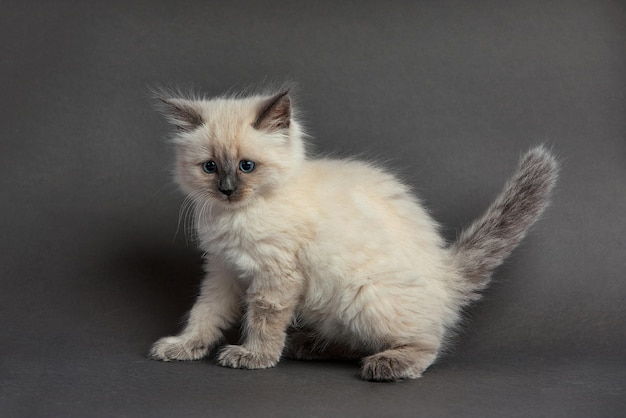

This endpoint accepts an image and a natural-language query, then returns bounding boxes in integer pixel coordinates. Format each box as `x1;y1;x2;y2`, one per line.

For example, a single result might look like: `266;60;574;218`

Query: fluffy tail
450;146;559;294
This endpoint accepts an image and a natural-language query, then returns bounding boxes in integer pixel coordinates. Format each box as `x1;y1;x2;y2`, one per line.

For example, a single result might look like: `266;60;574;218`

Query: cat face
158;90;305;208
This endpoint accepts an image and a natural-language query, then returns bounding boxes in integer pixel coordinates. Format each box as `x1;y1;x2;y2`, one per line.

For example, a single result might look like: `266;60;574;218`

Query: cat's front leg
150;263;242;362
217;269;302;370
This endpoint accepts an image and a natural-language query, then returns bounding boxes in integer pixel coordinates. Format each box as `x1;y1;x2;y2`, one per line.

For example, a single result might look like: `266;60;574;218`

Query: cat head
156;89;306;208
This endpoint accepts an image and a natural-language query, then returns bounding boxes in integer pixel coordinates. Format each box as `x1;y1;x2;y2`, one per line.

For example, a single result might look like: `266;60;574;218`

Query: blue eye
202;160;217;174
239;160;255;173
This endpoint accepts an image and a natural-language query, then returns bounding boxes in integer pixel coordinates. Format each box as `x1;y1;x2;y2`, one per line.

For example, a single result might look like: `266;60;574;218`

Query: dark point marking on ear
253;90;291;132
156;97;204;132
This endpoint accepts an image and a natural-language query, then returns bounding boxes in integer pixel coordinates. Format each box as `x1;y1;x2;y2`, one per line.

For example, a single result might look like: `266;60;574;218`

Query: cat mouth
223;194;244;204
214;189;248;205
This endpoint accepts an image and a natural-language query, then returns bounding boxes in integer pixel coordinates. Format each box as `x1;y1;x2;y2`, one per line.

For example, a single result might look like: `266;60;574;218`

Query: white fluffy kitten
149;88;558;381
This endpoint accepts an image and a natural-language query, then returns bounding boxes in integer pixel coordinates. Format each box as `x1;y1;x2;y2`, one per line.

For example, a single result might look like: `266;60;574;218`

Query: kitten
149;88;558;381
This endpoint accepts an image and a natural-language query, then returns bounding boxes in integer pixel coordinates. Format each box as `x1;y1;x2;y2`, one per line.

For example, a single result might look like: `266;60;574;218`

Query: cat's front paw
149;335;209;361
217;345;279;369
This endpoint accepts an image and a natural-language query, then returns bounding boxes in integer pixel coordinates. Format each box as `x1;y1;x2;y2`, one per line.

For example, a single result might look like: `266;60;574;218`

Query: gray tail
450;146;559;295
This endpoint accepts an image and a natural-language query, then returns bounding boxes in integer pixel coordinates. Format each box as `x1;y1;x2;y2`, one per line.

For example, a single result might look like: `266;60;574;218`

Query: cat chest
200;220;294;281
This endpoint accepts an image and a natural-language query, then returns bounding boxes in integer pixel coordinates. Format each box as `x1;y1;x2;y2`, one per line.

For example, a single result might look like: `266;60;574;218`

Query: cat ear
253;90;291;132
156;96;204;132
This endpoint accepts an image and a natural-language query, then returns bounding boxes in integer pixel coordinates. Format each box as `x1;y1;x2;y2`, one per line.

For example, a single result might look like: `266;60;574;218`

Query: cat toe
149;335;209;361
361;344;437;382
217;345;278;369
360;351;427;382
361;355;405;381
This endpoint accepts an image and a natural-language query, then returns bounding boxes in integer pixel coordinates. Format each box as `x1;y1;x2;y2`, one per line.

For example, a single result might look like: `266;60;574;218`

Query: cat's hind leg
360;343;439;381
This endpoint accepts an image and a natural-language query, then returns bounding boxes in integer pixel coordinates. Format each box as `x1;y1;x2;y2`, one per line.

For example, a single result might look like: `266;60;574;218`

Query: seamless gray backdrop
1;0;625;417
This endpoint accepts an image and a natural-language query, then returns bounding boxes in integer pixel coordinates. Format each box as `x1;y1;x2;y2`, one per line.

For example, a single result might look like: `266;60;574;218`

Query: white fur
150;91;554;381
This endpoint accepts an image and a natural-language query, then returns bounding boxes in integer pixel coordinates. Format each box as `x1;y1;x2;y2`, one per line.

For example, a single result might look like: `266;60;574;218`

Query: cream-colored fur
149;89;557;381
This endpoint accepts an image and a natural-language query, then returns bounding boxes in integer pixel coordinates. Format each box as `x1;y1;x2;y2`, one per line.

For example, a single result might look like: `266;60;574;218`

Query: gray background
2;0;625;416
